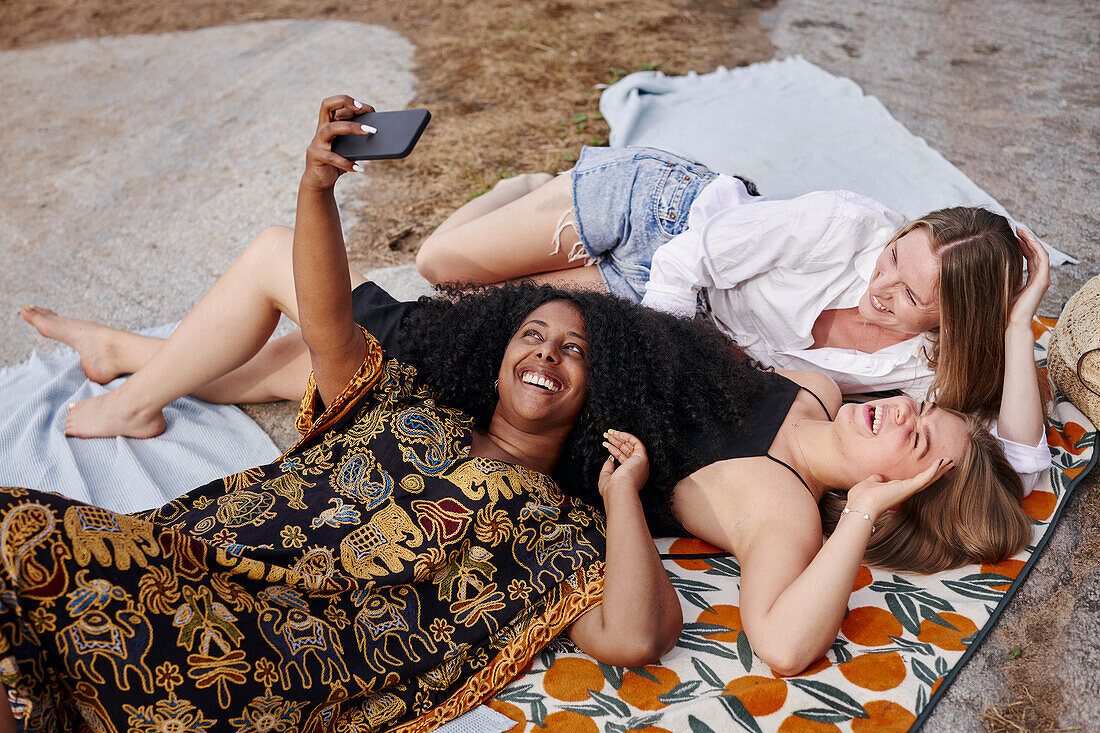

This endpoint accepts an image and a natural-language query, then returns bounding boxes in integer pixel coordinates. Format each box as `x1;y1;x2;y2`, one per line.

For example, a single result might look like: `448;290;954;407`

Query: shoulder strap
763;453;813;495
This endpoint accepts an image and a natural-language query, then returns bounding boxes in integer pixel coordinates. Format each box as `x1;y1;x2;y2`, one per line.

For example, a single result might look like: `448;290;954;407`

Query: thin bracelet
841;506;876;533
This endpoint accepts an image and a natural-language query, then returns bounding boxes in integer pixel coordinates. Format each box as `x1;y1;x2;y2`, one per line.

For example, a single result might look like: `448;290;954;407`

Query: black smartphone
331;109;431;161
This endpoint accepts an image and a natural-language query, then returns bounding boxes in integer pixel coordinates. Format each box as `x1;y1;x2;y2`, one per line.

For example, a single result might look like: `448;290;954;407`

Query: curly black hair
398;283;767;530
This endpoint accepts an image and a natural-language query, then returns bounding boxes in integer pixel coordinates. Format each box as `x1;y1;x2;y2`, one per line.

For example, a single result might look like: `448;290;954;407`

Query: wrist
843;489;884;520
600;482;643;506
299;174;336;195
840;505;877;533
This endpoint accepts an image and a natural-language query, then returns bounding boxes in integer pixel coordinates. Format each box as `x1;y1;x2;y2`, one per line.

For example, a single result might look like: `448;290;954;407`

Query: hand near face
599;430;650;500
1009;228;1051;329
302;95;376;190
846;456;955;519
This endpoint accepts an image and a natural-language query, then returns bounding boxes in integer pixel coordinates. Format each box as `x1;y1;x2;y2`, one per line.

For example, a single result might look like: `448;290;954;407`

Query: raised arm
736;460;951;675
996;229;1050;448
293;95;377;405
567;430;682;666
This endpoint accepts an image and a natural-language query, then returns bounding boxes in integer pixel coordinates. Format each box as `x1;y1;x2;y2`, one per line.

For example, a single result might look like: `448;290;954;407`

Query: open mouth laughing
520;369;563;393
870;294;893;315
865;404;885;435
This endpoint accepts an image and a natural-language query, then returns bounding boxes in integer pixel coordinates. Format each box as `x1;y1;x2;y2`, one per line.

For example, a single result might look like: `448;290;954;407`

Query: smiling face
495;300;589;432
858;226;941;334
836;396;969;482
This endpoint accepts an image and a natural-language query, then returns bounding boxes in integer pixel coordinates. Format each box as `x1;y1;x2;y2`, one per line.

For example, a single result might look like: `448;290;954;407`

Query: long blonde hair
890;208;1028;418
820;414;1031;574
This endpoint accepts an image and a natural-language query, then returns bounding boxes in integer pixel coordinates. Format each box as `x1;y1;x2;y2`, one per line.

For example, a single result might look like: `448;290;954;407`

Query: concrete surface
765;0;1100;729
0;19;416;365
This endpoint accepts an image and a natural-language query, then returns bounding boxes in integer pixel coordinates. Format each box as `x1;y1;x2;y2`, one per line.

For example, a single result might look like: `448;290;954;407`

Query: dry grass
980;687;1082;733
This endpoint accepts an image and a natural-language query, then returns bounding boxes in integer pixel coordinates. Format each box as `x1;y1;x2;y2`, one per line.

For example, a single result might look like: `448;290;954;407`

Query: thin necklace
788;422;821;500
853;315;879;353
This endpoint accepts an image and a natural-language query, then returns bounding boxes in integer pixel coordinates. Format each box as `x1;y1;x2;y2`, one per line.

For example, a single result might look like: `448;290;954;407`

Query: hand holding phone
331;109;431;161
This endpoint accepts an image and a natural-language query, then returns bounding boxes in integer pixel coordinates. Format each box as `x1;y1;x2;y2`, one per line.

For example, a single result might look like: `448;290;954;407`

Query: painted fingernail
354;100;364;109
353;163;365;173
361;125;377;134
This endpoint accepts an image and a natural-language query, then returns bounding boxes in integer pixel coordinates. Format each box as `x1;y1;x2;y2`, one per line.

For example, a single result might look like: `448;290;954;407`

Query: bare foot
20;305;126;384
65;390;167;439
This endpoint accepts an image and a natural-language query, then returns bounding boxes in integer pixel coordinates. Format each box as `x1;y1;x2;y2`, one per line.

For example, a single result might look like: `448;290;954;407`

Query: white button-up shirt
640;176;1049;491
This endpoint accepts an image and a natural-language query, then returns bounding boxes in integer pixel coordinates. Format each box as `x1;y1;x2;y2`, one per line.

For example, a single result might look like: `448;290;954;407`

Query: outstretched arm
736;460;951;675
294;95;376;405
996;229;1050;448
568;430;682;666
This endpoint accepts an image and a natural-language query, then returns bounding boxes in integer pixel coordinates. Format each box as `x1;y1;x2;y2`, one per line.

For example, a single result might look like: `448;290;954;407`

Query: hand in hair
845;457;955;520
997;228;1050;451
1009;229;1051;327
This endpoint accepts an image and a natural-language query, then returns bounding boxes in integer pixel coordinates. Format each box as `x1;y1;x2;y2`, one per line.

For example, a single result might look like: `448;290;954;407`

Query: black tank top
647;370;831;537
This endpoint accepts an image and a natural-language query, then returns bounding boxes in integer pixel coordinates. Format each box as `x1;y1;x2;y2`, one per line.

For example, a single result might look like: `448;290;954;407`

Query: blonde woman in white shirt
415;146;1051;490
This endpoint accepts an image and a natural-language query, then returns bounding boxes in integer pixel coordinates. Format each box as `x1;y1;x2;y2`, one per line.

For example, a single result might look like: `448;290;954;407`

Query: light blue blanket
599;57;1075;265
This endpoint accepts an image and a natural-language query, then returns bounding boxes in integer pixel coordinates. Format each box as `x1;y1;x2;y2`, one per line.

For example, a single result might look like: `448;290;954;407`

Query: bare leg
191;331;312;404
22;306;311;404
22;306;172;384
416;172;606;293
34;226;365;439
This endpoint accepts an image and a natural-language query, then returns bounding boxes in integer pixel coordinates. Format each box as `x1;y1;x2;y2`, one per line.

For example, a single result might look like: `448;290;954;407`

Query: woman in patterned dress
0;97;687;732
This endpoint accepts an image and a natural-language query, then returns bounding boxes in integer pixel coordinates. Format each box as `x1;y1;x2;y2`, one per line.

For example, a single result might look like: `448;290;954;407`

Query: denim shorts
570;146;730;302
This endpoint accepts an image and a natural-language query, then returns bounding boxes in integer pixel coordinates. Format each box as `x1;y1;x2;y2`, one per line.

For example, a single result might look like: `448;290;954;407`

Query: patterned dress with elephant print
0;330;607;732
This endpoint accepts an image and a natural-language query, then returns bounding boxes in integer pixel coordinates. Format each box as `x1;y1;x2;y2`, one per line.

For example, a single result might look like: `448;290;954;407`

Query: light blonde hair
820;413;1030;574
889;207;1036;419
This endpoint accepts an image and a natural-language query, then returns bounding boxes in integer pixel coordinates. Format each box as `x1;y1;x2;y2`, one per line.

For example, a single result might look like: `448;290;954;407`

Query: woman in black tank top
607;369;1028;676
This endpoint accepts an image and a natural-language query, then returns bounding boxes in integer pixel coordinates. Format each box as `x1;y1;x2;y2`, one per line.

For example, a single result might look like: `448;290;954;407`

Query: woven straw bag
1048;273;1100;427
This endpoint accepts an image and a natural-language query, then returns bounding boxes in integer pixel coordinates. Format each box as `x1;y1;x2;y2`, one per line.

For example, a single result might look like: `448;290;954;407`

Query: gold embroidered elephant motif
353;585;437;675
512;520;595;593
445;459;523;503
340;501;423;578
256;606;350;688
63;506;159;571
55;609;154;693
257;471;311;510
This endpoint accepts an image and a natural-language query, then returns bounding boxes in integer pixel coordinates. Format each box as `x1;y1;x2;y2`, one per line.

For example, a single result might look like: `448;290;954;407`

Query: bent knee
250;225;294;254
242;225;294;265
415;235;449;285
